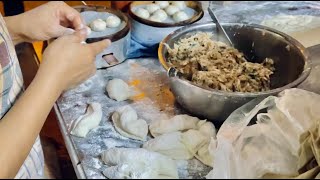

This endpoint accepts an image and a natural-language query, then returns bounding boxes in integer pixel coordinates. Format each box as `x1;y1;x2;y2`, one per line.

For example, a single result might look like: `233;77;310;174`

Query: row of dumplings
135;1;190;23
69;78;217;178
89;15;122;32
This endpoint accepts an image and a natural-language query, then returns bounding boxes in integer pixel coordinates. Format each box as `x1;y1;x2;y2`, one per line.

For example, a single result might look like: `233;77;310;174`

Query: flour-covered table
54;1;320;179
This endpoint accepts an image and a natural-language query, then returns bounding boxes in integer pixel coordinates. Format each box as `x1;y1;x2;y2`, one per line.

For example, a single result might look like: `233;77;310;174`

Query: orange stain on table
128;63;175;113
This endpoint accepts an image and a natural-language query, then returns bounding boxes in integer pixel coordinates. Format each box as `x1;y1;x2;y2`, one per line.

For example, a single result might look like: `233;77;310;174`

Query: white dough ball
90;19;107;32
106;79;130;101
173;11;189;22
146;4;160;14
165;5;180;16
171;1;186;10
135;8;150;19
149;15;163;22
106;15;121;28
155;1;169;9
152;9;168;21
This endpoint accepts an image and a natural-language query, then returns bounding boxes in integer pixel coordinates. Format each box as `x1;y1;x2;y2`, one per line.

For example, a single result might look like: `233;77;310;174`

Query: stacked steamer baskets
128;1;204;47
73;5;131;67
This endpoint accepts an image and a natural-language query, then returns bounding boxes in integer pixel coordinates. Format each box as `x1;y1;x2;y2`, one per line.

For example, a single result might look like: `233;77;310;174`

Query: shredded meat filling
166;32;275;93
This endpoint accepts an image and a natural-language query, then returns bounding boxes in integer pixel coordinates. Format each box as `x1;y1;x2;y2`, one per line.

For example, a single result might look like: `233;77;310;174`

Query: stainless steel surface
54;2;320;178
159;22;311;122
207;7;233;46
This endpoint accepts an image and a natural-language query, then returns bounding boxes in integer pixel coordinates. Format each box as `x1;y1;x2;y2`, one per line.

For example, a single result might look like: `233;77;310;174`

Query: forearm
4;15;28;45
0;73;62;178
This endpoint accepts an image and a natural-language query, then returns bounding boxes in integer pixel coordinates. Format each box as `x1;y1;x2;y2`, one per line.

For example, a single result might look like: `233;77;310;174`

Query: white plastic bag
207;88;320;179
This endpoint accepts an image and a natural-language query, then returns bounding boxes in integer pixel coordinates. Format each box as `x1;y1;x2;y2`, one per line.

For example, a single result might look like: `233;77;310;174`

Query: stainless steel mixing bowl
158;23;312;122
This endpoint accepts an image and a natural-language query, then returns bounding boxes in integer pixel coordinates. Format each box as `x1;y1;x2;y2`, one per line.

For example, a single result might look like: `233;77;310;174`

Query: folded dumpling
101;148;179;179
149;114;201;137
143;132;193;160
112;105;148;141
70;102;103;138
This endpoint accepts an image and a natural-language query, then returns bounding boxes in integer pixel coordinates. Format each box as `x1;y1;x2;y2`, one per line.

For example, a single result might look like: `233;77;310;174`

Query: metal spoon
207;7;233;46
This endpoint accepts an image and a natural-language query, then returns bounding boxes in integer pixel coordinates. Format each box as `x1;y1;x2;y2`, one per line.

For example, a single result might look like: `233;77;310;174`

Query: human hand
37;29;110;92
11;1;87;43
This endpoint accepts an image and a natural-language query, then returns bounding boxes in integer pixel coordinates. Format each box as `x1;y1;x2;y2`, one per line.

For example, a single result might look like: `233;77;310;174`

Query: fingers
60;3;85;30
67;28;88;42
88;39;112;55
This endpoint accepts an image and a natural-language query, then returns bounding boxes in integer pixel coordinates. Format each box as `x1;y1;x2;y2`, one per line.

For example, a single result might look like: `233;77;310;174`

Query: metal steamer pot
128;1;204;47
74;5;131;68
158;22;312;122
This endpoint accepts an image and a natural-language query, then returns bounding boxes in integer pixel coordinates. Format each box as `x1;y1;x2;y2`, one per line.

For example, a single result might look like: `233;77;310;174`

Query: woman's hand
38;29;110;92
5;1;87;44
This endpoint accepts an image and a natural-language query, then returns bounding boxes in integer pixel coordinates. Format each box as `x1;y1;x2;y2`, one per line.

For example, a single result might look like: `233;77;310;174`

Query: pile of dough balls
134;1;190;23
89;14;122;32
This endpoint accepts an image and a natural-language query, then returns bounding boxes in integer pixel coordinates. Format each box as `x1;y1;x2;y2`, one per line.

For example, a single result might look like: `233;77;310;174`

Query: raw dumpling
103;162;160;179
152;9;168;22
112;105;148;141
106;78;131;101
101;148;179;179
143;132;193;160
90;19;107;32
146;4;160;14
135;8;150;19
171;1;186;10
194;138;217;167
149;114;201;137
197;121;217;139
181;129;208;154
173;11;189;22
165;5;180;16
70;102;103;138
106;15;121;28
155;1;169;9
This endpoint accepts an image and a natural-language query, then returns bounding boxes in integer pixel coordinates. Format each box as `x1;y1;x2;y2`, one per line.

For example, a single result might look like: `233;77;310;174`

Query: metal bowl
158;22;312;122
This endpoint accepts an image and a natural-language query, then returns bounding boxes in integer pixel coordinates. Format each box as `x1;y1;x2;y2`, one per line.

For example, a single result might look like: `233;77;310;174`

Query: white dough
172;11;189;22
195;138;217;167
103;162;160;179
90;19;107;32
152;9;168;21
155;1;169;9
146;4;160;14
143;132;193;160
149;114;201;137
171;1;187;10
197;121;217;139
165;5;180;16
106;78;130;101
112;105;148;141
106;15;121;28
101;148;179;179
70;103;103;138
135;8;150;19
181;129;208;154
149;15;163;22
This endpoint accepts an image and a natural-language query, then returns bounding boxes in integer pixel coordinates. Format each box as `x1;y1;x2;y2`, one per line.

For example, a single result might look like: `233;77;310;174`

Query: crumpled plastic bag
206;88;320;179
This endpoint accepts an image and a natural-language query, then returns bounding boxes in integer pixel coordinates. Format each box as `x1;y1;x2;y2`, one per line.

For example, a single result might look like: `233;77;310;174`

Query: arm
0;68;62;177
0;1;110;178
0;29;110;178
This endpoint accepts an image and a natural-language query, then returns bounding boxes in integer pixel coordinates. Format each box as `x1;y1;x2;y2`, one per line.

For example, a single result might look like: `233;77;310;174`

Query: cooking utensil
207;7;233;46
158;22;312;122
